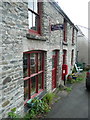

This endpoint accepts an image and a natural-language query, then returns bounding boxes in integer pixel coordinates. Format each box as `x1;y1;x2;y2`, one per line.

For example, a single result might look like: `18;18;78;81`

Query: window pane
31;77;36;95
30;53;36;74
52;51;56;68
34;0;37;13
52;57;55;68
32;14;38;31
28;0;38;13
24;80;29;100
23;54;28;78
38;74;42;90
52;51;56;56
28;11;33;29
38;53;42;71
28;0;34;11
28;12;38;31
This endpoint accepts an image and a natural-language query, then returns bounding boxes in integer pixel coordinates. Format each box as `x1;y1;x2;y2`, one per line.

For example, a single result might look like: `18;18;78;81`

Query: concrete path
46;80;90;119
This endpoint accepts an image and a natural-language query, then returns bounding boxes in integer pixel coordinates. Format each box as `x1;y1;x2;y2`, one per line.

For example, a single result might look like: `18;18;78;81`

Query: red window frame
72;28;74;44
63;50;67;64
23;51;45;103
28;0;42;35
63;19;67;42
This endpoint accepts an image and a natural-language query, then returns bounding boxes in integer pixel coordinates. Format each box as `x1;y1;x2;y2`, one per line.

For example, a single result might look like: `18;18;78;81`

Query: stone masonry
1;1;28;118
0;0;78;118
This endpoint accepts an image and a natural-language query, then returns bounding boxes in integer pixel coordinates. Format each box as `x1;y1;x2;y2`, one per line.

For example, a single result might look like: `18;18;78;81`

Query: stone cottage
0;0;78;118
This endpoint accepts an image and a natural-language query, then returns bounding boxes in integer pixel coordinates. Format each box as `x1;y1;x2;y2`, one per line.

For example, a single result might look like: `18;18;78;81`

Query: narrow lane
46;81;89;118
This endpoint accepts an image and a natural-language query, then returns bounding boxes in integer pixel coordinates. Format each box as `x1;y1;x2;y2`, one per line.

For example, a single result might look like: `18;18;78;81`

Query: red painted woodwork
52;68;56;89
23;51;45;101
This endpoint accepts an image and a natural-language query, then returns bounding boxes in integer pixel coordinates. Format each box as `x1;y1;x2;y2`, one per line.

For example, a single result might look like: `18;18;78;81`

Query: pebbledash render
0;0;78;118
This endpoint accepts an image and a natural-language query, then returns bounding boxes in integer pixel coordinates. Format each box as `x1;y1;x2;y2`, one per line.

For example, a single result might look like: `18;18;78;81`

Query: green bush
65;87;72;92
42;93;55;105
24;98;50;119
8;108;21;119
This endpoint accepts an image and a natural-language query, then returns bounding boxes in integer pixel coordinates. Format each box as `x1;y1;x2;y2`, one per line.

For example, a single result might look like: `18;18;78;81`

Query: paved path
46;80;90;119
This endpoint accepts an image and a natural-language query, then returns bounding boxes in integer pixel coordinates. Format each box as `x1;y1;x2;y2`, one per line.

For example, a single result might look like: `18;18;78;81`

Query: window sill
24;89;45;106
26;33;47;41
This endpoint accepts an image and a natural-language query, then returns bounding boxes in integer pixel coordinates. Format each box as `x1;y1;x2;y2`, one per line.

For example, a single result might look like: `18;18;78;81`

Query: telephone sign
51;24;63;31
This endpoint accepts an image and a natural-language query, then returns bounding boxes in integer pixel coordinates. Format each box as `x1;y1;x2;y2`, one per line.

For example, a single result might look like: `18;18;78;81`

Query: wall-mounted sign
51;24;63;31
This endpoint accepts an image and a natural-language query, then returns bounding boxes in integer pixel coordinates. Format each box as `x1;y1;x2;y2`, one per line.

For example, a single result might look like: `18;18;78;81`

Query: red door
52;68;56;89
52;51;58;89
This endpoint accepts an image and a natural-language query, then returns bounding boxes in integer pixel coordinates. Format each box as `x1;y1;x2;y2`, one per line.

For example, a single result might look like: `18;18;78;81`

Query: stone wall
1;1;28;118
25;1;64;92
63;23;77;74
0;0;77;118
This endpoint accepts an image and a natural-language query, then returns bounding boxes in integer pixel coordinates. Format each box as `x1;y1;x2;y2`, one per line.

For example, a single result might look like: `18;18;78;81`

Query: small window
72;28;74;44
71;50;74;65
28;0;41;34
63;50;67;64
63;19;67;42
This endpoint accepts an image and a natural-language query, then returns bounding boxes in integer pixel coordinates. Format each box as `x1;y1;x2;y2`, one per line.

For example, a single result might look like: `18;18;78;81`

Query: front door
52;51;58;89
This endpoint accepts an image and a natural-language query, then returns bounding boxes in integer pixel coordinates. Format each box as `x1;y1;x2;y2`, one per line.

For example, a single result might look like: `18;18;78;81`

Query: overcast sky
55;0;89;38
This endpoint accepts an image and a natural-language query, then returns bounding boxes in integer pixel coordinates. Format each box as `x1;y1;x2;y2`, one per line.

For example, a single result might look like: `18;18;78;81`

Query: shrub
8;108;21;119
24;97;50;119
42;93;55;105
65;87;72;92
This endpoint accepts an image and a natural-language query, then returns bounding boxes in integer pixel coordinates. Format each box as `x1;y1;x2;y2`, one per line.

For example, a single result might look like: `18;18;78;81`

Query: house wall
42;1;64;90
25;1;64;92
77;30;88;65
0;0;77;118
63;23;77;74
1;1;28;118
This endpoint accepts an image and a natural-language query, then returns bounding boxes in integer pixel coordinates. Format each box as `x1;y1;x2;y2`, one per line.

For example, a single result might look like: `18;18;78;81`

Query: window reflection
23;54;28;78
23;51;44;100
52;57;55;68
38;74;42;90
38;53;42;71
28;11;38;31
34;0;37;12
24;80;29;100
30;53;36;74
28;1;33;11
28;11;33;29
31;77;36;95
33;14;38;31
28;0;38;13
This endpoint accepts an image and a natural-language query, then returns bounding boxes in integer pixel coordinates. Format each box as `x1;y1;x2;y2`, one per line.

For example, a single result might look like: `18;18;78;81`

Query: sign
51;24;63;31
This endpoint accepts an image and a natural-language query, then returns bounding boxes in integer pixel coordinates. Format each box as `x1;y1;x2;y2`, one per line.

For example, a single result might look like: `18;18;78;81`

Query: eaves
48;0;78;31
